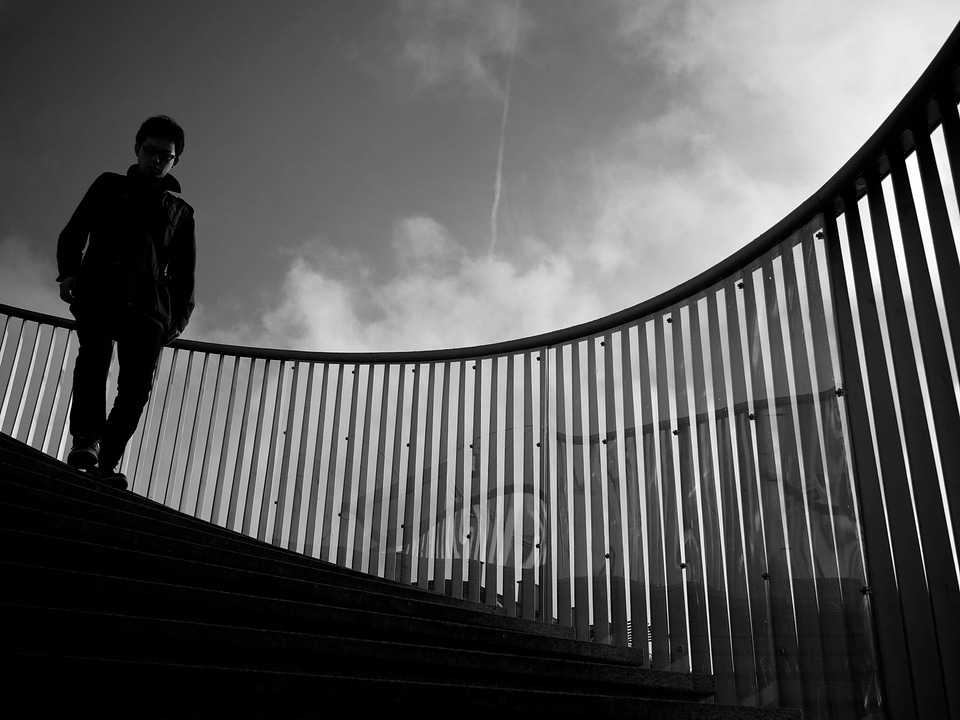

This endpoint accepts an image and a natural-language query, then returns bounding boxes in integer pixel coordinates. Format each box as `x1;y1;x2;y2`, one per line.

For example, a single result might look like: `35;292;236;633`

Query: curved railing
4;22;960;720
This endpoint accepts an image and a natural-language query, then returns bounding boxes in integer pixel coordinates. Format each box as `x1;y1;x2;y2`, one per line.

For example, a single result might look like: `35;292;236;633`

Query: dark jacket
57;165;196;335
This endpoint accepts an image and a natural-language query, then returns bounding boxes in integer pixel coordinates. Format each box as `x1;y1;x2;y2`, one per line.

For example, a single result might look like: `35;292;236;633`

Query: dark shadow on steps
0;432;801;719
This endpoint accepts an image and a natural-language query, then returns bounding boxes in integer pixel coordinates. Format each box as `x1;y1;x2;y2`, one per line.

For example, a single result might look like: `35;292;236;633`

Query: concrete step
3;653;802;719
0;497;575;639
2;603;709;700
0;431;802;718
1;560;674;675
0;437;503;611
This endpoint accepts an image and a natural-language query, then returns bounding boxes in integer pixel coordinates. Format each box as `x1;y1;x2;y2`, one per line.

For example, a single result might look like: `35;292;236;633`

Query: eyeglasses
140;145;176;163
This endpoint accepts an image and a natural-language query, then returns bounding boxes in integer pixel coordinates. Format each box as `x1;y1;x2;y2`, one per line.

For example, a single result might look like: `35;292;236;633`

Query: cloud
610;0;956;184
0;238;68;319
199;1;960;355
397;0;531;98
194;215;600;353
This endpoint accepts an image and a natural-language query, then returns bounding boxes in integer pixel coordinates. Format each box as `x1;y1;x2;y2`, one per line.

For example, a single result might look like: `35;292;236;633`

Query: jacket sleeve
170;207;196;334
56;174;108;282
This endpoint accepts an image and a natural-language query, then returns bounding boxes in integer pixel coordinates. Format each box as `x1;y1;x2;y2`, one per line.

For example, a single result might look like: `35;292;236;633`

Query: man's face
136;136;178;181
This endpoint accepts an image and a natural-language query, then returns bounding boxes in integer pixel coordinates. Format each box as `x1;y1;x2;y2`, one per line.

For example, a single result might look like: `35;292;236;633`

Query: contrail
489;0;520;256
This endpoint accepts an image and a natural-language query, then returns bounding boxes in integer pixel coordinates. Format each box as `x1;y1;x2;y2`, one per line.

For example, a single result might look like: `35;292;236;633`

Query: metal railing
3;21;960;720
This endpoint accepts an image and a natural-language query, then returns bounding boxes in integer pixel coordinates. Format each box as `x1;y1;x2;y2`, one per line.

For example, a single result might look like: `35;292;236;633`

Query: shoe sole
67;450;99;471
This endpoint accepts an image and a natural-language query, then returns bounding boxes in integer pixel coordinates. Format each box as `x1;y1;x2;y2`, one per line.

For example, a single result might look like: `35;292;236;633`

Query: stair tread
0;560;651;667
4;602;713;698
0;431;802;718
0;497;554;628
2;652;802;719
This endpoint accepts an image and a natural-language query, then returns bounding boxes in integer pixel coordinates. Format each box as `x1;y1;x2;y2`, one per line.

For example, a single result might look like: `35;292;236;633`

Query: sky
1;0;958;353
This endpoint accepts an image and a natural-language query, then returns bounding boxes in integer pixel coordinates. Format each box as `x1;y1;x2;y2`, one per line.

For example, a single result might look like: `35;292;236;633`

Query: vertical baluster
240;358;267;532
128;350;162;489
271;361;300;545
338;364;362;566
935;90;960;234
354;364;378;572
211;356;242;523
802;227;878;713
304;364;331;559
501;355;517;615
673;307;711;674
639;322;668;668
146;349;179;501
368;365;391;577
553;346;573;627
194;354;225;515
320;365;345;562
10;322;41;442
569;344;590;639
0;315;10;390
433;362;453;595
397;365;420;584
725;277;778;706
783;230;860;717
619;328;648;650
708;289;761;704
385;364;406;582
180;353;211;514
25;326;56;447
603;333;629;645
41;330;73;456
691;297;736;702
742;266;803;710
537;348;555;627
163;350;195;507
481;358;499;607
416;363;437;590
467;361;483;602
521;351;538;621
257;360;286;542
0;319;26;433
656;314;689;671
875;155;960;710
288;363;315;552
586;339;610;642
914;117;960;362
226;357;257;530
761;251;828;719
451;361;467;599
894;139;960;571
824;204;921;719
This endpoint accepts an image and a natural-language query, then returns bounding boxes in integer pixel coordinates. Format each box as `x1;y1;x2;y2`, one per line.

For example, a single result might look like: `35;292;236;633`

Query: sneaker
89;465;128;491
67;436;100;470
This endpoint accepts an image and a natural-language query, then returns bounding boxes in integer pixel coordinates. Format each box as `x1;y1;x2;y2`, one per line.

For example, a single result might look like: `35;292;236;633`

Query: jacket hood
126;164;182;193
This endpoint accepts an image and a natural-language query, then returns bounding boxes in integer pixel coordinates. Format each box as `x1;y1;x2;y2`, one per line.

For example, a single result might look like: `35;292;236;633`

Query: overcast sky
1;1;958;352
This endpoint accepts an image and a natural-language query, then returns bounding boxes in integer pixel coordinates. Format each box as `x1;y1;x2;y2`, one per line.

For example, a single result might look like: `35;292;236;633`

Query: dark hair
136;115;185;157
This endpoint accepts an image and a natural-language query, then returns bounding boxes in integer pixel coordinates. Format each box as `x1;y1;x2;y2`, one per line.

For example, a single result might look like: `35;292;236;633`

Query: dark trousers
70;309;164;469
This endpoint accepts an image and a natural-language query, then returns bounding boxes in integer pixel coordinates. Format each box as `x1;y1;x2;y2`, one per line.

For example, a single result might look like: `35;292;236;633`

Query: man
57;115;196;489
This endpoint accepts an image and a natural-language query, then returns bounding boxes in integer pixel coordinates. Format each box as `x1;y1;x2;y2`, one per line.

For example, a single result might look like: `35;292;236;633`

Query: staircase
0;433;799;718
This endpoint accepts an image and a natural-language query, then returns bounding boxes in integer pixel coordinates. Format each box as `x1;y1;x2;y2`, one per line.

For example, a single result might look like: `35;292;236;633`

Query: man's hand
162;327;181;346
59;277;77;303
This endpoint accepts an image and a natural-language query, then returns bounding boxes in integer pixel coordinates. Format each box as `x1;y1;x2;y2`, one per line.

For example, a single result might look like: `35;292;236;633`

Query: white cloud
199;1;960;355
397;0;531;98
194;213;603;353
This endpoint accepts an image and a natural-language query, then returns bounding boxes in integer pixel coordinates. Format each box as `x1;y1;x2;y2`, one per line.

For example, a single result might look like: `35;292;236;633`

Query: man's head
134;115;185;182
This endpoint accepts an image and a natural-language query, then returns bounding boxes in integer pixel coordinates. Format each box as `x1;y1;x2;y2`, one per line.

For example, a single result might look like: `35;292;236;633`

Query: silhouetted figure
57;115;196;489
